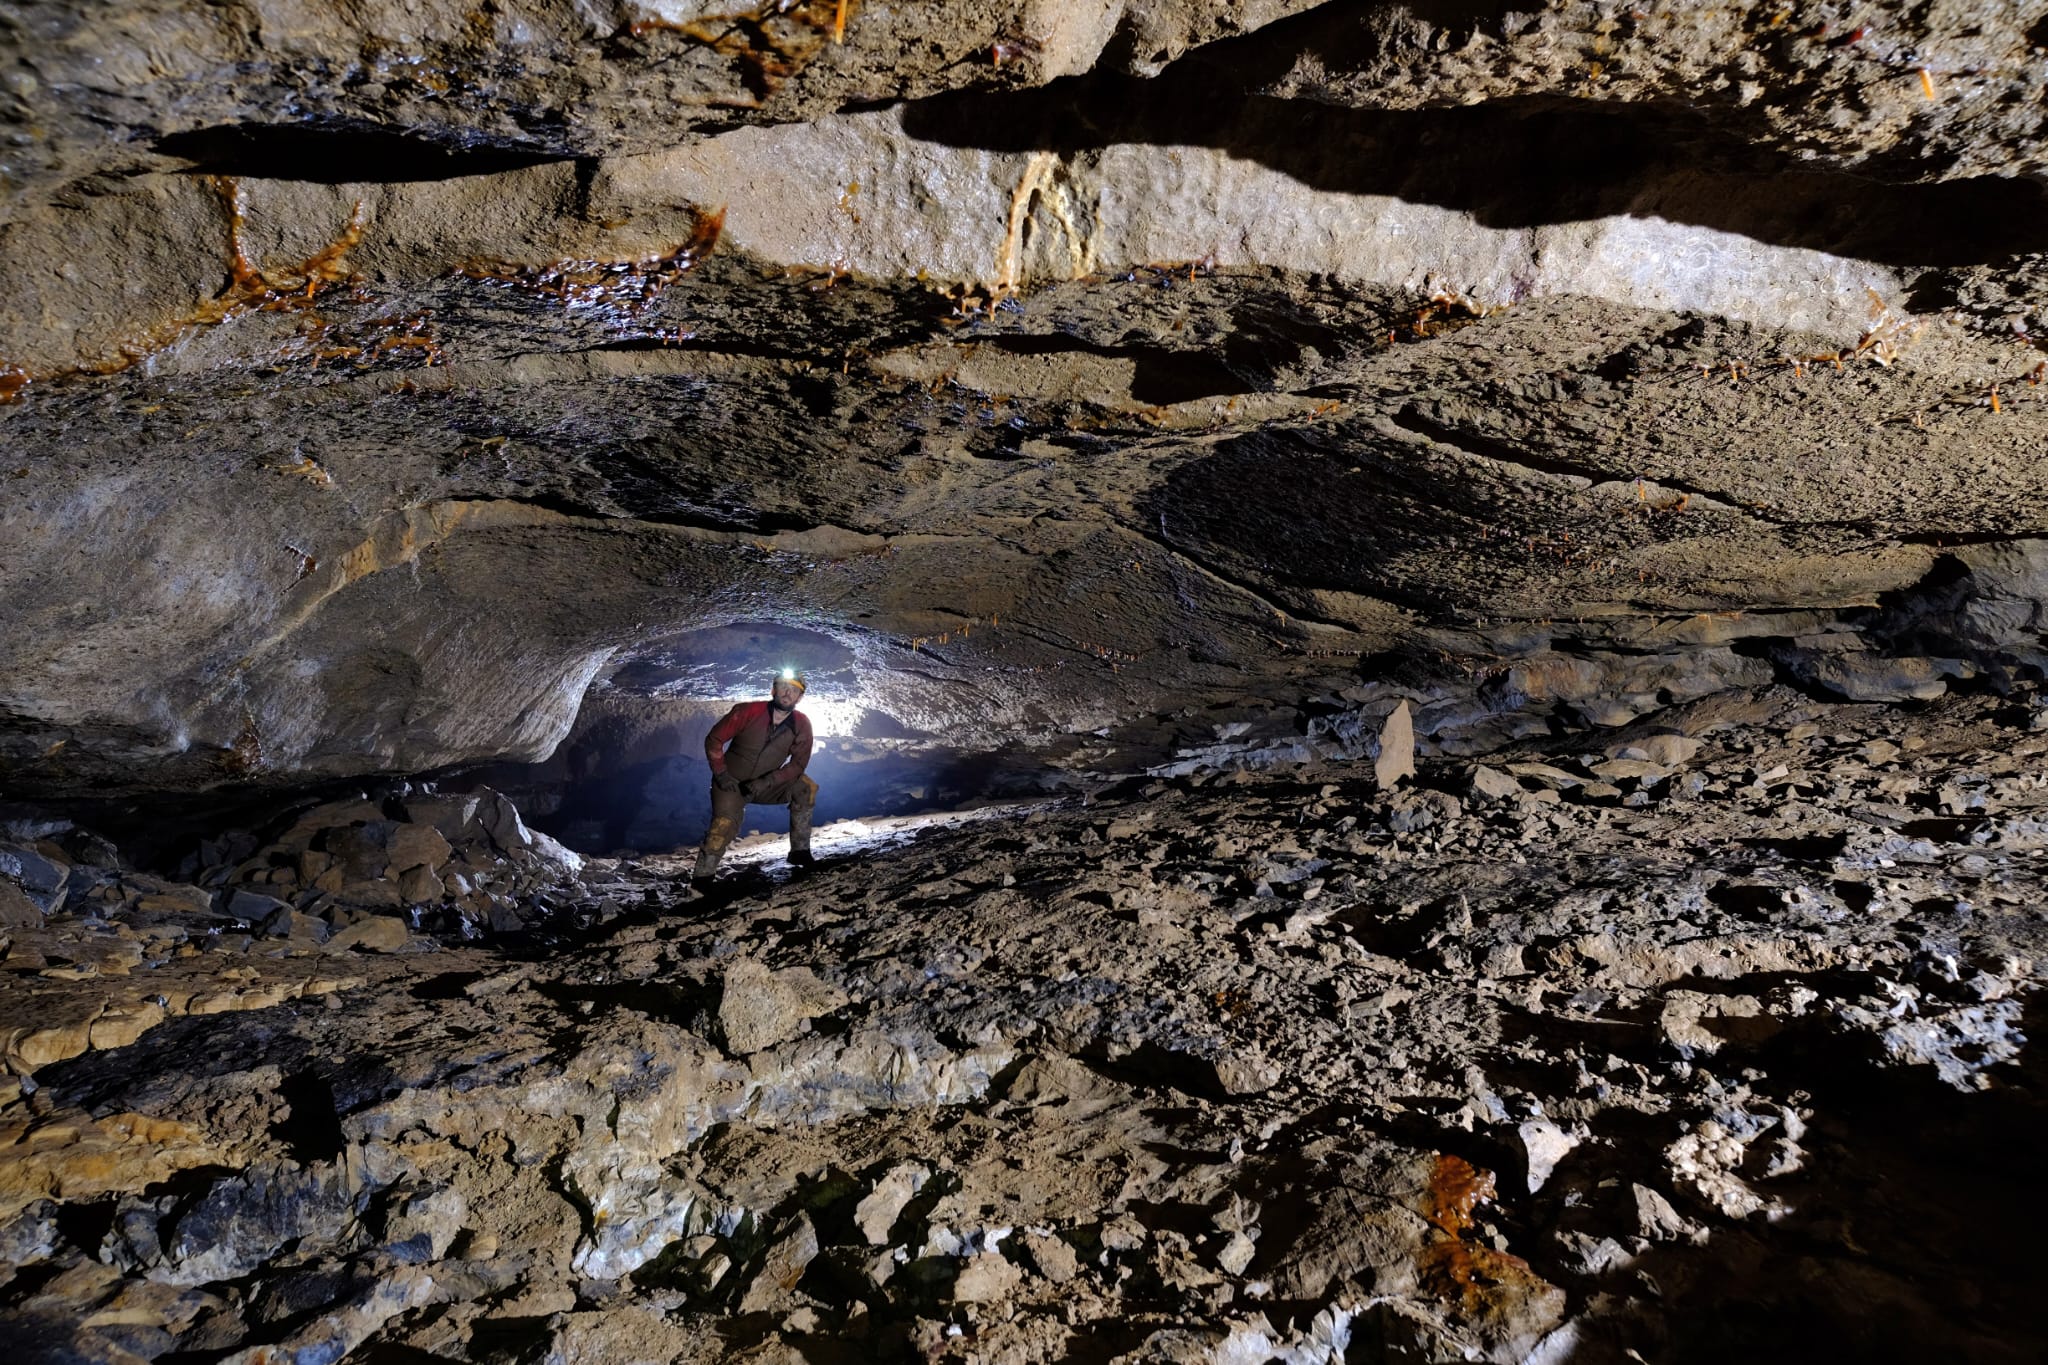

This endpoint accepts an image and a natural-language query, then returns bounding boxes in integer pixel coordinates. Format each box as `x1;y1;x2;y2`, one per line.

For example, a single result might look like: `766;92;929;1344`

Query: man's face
772;679;804;710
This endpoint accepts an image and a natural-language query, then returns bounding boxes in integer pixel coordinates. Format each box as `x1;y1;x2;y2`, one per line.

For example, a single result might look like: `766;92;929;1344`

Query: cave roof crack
1387;404;1777;524
886;663;988;698
1129;520;1363;637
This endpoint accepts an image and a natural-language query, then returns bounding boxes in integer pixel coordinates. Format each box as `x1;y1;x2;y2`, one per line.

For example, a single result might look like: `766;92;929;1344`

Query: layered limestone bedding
5;2;2048;798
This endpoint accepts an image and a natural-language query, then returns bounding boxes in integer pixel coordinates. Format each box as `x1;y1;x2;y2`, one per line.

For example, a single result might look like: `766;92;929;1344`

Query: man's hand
713;771;741;793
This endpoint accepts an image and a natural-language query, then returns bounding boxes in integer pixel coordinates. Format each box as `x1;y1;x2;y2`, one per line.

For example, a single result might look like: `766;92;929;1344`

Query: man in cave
692;668;817;889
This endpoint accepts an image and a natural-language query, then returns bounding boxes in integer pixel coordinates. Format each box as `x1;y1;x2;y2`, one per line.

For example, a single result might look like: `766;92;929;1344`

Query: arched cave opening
463;621;1064;857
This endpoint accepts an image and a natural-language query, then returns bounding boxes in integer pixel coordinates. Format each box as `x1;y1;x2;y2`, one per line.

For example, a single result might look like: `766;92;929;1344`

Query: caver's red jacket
704;701;813;794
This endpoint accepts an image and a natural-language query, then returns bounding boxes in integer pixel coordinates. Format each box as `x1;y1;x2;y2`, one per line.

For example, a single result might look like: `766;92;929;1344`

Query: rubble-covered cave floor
4;686;2046;1365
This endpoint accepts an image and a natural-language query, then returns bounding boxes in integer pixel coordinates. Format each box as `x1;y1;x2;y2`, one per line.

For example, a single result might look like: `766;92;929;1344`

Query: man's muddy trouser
693;773;817;878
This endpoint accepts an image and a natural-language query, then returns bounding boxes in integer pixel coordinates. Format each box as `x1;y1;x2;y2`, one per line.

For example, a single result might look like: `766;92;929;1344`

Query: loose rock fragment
1375;701;1416;791
719;959;850;1054
855;1164;930;1245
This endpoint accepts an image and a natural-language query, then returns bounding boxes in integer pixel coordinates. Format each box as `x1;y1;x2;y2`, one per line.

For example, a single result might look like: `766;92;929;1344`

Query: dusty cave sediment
4;1;2048;1362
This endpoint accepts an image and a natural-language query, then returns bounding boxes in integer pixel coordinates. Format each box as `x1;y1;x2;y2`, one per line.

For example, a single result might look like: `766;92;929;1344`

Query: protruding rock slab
1375;701;1416;791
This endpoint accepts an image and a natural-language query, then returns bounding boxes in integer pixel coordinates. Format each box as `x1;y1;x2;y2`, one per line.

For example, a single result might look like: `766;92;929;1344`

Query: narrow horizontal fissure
618;504;824;536
1893;528;2048;547
409;486;831;539
156;122;573;183
970;332;1259;405
567;337;819;365
1390;405;1772;523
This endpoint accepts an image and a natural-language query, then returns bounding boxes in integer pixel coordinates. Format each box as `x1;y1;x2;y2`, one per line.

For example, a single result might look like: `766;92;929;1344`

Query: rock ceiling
4;0;2048;799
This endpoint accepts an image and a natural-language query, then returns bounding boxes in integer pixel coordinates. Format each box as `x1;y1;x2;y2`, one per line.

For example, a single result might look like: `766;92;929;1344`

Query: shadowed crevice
156;122;573;183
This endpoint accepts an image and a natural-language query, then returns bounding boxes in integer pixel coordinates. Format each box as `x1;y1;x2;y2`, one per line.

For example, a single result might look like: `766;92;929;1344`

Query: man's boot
788;785;816;868
693;807;739;888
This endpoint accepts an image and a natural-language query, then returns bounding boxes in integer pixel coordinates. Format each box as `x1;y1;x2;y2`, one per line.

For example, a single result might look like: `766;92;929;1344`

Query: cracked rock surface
3;687;2045;1361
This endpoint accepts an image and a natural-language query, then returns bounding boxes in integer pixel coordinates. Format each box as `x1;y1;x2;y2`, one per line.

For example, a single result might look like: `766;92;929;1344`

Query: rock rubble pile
196;787;591;938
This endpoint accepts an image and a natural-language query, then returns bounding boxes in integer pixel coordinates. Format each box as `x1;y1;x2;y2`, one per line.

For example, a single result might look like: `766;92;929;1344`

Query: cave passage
7;2;2048;1362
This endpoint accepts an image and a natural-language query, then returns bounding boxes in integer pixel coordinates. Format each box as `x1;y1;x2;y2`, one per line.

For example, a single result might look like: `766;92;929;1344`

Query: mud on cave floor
3;685;2047;1363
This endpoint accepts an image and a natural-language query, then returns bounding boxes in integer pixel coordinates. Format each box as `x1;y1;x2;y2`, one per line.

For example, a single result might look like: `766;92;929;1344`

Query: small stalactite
455;206;725;324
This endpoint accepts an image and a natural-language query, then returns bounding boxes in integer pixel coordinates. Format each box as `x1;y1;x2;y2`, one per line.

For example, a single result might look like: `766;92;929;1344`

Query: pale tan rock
395;865;445;904
855;1163;930;1245
1470;765;1522;802
719;959;849;1055
1590;758;1671;783
1632;1184;1700;1243
187;983;302;1016
1507;762;1584;789
0;1107;227;1222
1658;991;1777;1056
1481;943;1527;976
389;825;453;874
1666;1120;1781;1220
738;1216;819;1313
1635;734;1703;765
136;886;213;915
950;1250;1023;1303
9;1017;95;1069
300;973;357;996
1517;1118;1579;1193
1374;700;1415;790
88;1000;167;1051
326;917;410;954
386;1186;468;1259
1019;1230;1078;1283
1211;1051;1281;1096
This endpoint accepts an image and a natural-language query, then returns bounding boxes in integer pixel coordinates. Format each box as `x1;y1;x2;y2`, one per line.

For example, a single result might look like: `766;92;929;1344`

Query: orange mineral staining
625;1;852;99
1426;1152;1494;1238
0;177;369;402
1415;1153;1556;1321
187;175;367;335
